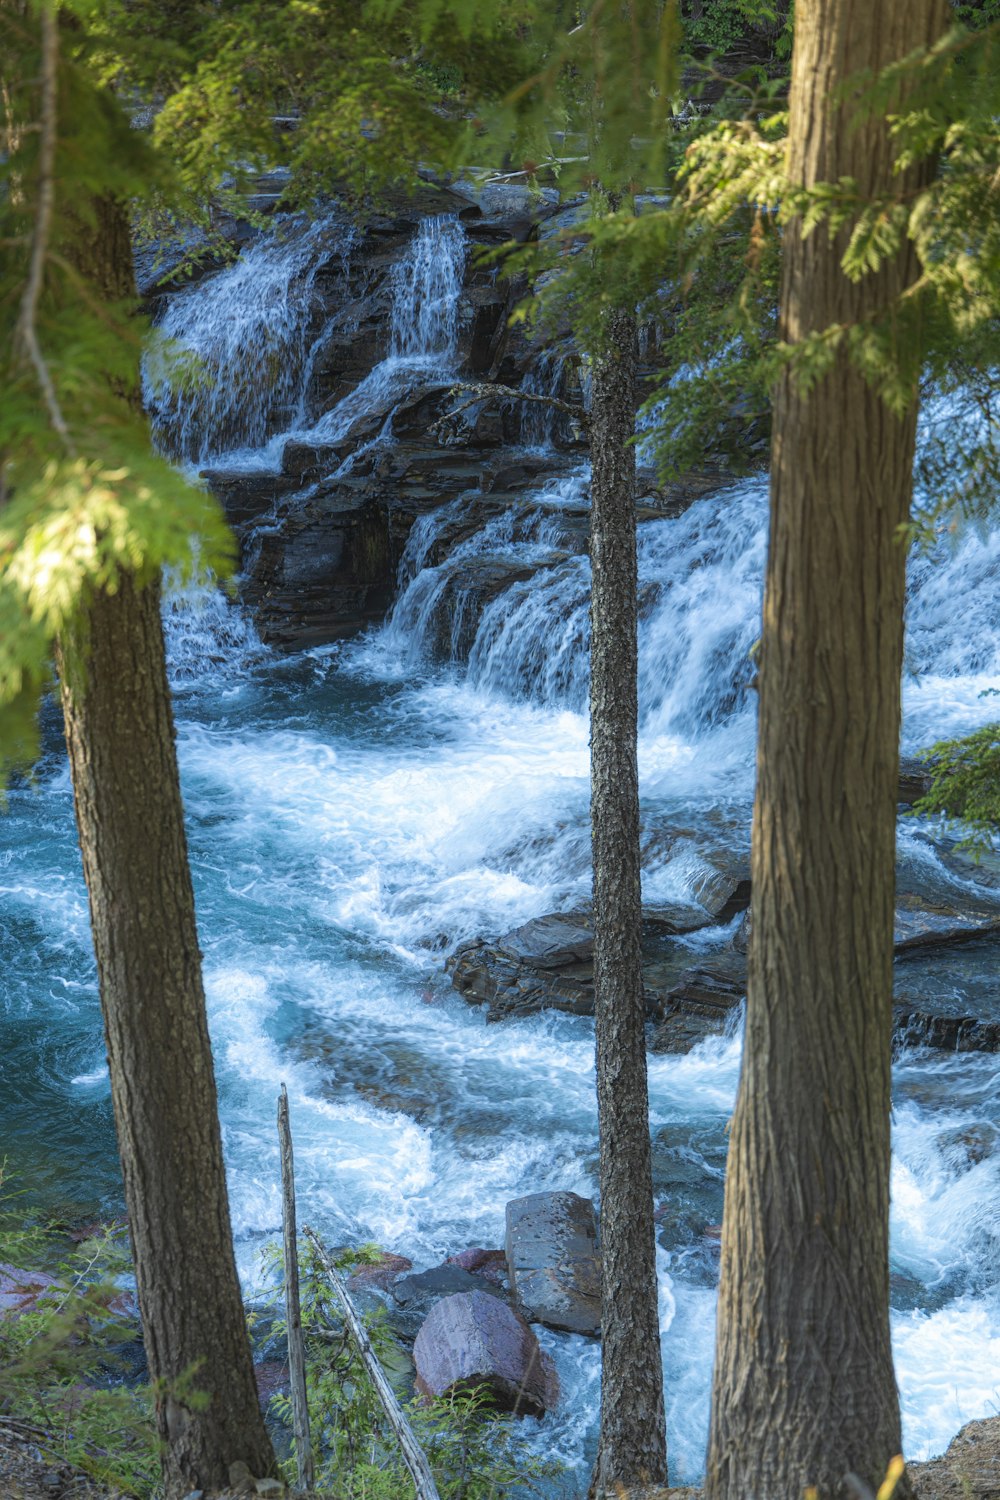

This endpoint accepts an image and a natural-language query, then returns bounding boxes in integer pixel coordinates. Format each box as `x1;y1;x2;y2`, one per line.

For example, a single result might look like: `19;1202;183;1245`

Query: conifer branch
433;380;589;432
15;1;74;455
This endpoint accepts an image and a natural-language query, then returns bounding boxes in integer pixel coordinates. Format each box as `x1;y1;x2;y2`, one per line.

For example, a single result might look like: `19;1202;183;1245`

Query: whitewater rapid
2;212;998;1490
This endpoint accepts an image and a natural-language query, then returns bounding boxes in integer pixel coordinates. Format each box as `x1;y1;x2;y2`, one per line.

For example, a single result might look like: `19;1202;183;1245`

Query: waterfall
372;467;765;741
305;214;467;449
387;215;466;362
145;214;351;467
516;349;570;450
6;189;1000;1500
143;209;467;481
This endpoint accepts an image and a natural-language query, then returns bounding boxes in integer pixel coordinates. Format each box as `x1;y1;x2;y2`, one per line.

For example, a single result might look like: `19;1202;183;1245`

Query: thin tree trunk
57;195;275;1497
589;302;668;1497
706;3;947;1498
278;1085;315;1493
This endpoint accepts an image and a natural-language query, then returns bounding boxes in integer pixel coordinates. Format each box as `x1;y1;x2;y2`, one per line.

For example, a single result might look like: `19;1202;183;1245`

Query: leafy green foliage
259;1238;560;1500
0;1;234;780
914;720;1000;856
0;1163;159;1495
538;18;1000;488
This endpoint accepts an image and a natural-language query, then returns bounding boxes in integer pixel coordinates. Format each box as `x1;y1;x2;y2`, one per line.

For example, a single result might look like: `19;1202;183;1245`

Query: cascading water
516;349;571;450
144;214;351;467
301;215;467;453
3;207;1000;1494
387;214;466;362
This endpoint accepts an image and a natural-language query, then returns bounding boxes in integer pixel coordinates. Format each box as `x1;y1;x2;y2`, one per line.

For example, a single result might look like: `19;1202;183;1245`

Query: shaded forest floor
2;1415;998;1500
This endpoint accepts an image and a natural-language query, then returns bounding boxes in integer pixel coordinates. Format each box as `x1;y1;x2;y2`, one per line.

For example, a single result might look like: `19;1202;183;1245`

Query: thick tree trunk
706;4;948;1499
589;304;668;1497
58;197;275;1497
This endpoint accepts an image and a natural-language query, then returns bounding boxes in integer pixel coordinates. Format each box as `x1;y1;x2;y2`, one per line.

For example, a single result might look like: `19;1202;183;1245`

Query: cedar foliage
0;1;233;777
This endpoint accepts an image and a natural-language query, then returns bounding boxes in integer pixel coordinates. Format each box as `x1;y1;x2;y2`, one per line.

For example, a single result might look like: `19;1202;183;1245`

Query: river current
2;215;998;1489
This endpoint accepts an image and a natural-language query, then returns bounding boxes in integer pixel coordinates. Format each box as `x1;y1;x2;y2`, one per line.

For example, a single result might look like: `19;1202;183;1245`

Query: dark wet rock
413;1290;559;1417
481;453;570;495
647;939;1000;1055
201;469;301;529
447;928;596;1021
241;493;393;648
898;755;934;806
687;855;751;921
892;1005;1000;1054
388;1264;505;1341
346;1251;413;1293
643;904;721;937
504;1190;601;1336
280;440;348;479
497;912;594;968
893;907;1000;952
447;907;716;1023
732;907;751;954
392;1265;498;1306
934;841;1000;891
447;1248;508;1284
649;968;745;1054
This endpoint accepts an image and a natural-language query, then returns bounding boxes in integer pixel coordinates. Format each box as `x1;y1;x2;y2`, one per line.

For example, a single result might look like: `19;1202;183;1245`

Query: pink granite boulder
413;1290;559;1418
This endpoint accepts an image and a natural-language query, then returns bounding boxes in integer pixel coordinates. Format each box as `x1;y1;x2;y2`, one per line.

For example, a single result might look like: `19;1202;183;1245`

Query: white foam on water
6;210;1000;1495
895;1296;1000;1459
145;215;350;466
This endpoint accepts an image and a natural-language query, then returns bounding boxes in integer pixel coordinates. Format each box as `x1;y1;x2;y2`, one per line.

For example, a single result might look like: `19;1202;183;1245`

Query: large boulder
505;1190;601;1336
413;1290;559;1417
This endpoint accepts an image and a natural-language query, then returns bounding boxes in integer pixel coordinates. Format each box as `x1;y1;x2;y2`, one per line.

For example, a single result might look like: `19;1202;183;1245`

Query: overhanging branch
431;380;589;435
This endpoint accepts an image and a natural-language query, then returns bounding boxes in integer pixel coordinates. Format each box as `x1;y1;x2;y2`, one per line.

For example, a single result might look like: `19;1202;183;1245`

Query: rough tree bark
706;3;948;1498
57;196;275;1496
589;302;668;1497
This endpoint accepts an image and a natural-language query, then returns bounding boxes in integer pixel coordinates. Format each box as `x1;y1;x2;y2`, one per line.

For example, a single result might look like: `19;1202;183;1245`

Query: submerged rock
447;907;716;1022
0;1263;61;1318
447;1248;508;1283
505;1190;601;1336
413;1290;559;1417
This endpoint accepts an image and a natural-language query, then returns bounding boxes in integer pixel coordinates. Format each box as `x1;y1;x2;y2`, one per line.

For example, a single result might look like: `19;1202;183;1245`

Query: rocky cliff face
144;180;705;651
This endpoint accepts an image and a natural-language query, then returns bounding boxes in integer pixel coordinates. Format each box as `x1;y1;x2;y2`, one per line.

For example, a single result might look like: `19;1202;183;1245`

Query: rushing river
2;215;999;1490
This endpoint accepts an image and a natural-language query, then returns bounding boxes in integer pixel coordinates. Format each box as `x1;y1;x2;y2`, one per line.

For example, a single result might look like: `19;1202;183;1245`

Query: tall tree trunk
57;196;275;1497
706;4;948;1498
589;303;668;1497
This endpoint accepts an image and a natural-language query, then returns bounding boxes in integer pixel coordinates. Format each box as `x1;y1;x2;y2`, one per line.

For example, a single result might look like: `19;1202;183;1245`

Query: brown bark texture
706;3;948;1499
57;197;275;1496
589;304;668;1496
